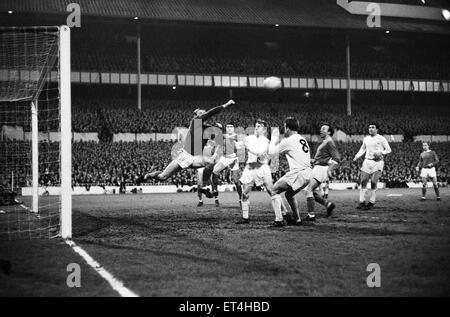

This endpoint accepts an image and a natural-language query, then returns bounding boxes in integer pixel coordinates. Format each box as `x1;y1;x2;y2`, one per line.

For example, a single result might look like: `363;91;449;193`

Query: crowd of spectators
1;140;449;191
72;99;450;135
70;25;450;80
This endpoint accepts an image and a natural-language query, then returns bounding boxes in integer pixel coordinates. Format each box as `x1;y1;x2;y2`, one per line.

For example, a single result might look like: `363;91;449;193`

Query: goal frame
1;25;72;239
59;25;72;239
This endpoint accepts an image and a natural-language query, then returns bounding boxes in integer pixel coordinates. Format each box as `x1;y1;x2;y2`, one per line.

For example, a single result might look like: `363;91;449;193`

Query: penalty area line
65;239;139;297
387;194;403;197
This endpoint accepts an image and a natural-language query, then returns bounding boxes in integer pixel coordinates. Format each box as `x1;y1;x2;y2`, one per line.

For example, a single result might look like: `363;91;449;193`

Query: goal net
0;26;71;240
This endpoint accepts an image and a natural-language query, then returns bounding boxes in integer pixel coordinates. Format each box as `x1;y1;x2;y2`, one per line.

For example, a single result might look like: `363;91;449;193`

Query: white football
263;76;282;90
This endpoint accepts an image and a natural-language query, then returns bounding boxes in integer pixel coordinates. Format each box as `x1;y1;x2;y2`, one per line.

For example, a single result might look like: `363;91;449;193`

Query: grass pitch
1;188;449;296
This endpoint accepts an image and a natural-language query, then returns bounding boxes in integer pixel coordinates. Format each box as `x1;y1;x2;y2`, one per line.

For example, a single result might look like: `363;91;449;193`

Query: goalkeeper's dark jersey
183;105;224;155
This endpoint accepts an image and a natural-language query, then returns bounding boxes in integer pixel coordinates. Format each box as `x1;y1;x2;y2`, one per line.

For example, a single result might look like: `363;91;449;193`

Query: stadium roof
1;0;449;34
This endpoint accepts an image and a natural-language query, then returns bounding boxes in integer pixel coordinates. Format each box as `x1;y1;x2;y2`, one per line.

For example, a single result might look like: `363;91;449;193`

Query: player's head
320;124;334;138
193;108;206;117
422;142;429;151
368;123;379;136
284;117;299;135
226;123;235;135
255;119;267;136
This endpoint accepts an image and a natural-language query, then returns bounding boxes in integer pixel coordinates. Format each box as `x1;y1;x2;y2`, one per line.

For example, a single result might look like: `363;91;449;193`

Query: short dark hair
255;118;267;127
322;123;334;136
285;117;299;132
369;123;379;129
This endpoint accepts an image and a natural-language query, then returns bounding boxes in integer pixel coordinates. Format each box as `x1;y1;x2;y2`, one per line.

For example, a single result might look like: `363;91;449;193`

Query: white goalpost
0;26;72;239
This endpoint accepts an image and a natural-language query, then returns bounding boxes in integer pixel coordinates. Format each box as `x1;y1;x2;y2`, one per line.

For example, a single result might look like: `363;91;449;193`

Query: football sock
271;194;283;222
241;200;249;219
235;182;243;200
313;191;327;206
434;185;440;198
360;188;367;203
369;189;377;204
422;186;426;198
280;198;288;216
307;196;315;216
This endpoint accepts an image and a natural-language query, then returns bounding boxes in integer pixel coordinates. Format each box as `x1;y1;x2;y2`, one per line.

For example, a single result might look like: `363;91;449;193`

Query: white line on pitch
65;239;139;297
387;194;403;197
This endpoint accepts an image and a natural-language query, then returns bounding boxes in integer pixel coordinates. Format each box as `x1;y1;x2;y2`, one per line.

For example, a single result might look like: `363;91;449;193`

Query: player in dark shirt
415;142;440;200
303;124;341;221
139;100;235;182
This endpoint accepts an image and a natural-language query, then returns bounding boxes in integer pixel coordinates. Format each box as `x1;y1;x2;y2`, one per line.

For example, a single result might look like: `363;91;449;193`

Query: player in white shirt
353;123;392;210
237;119;284;227
268;117;312;225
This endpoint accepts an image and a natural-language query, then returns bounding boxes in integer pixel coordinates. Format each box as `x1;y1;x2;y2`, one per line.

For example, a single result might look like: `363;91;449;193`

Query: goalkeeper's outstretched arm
199;100;235;120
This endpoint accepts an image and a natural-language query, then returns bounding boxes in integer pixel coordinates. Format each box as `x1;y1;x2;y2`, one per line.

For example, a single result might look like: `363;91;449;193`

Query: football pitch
1;188;449;297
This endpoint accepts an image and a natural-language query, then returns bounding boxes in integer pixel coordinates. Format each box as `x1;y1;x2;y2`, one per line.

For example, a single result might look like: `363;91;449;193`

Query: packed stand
71;24;450;80
72;99;450;135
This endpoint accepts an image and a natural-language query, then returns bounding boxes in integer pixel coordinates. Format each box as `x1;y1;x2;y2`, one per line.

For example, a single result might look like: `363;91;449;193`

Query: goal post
0;26;72;240
60;26;72;239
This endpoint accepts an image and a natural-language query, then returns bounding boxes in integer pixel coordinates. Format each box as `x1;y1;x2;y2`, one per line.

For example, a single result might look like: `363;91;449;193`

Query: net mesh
0;27;62;240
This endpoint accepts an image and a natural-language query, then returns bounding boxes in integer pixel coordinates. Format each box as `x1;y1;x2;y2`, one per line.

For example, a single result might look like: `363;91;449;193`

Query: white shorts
218;155;239;171
420;167;436;178
361;159;384;175
312;165;329;183
278;168;311;191
240;164;272;187
174;149;195;169
175;149;211;169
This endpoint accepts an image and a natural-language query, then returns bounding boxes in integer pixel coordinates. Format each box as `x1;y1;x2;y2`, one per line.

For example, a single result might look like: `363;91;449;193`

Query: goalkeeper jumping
136;99;235;183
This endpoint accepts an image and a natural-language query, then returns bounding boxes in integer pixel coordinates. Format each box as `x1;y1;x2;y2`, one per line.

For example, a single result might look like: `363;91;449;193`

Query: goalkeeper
137;100;235;183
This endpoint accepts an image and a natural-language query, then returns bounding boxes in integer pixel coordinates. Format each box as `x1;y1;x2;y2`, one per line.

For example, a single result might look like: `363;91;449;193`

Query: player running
353;123;392;210
303;124;340;221
237;119;285;227
415;142;440;201
200;123;243;205
138;100;235;182
268;117;312;225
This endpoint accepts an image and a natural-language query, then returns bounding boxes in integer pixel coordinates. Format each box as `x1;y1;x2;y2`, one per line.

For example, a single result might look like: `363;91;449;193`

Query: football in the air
263;76;282;90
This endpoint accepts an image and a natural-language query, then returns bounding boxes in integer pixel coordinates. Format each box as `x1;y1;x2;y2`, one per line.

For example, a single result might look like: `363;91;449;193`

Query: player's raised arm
268;128;282;155
353;139;367;161
199;99;235;120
